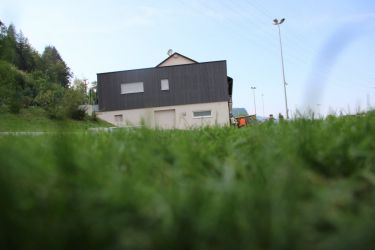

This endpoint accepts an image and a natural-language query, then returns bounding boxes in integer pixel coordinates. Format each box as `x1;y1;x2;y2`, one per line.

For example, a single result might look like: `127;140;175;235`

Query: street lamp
273;18;289;119
251;86;257;115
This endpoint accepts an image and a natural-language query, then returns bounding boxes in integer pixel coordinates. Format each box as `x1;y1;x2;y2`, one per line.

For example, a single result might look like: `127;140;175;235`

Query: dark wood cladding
97;61;230;111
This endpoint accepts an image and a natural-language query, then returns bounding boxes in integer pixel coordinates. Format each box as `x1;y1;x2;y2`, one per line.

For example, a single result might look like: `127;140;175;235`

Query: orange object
238;117;246;127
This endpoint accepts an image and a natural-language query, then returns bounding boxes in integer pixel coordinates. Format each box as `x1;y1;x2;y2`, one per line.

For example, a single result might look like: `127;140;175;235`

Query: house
96;52;233;129
232;108;249;117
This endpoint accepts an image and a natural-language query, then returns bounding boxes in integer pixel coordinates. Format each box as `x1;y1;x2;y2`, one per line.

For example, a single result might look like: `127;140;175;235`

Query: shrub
61;86;87;120
34;81;65;119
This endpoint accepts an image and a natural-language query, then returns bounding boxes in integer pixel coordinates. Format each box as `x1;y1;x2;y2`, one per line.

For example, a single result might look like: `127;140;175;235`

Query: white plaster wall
79;105;99;116
158;54;196;67
97;101;230;129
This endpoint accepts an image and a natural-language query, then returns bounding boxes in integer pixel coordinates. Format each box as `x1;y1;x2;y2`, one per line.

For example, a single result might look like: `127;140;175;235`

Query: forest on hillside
0;20;94;119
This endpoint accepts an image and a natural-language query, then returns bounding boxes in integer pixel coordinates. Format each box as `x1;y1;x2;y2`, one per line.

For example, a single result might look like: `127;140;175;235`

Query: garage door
154;109;176;129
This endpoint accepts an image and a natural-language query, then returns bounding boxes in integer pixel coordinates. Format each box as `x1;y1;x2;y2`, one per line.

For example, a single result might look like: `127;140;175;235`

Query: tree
0;20;6;63
34;80;65;118
41;46;72;87
0;19;6;39
72;78;88;100
0;24;19;66
16;31;38;72
0;20;76;115
0;61;26;113
57;79;88;120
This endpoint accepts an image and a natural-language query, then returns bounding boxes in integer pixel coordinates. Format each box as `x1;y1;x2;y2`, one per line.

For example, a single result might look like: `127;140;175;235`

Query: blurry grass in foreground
0;112;374;250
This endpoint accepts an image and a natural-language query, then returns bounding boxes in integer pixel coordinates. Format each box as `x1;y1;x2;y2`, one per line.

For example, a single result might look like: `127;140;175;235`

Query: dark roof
155;52;198;67
97;60;225;75
232;108;249;117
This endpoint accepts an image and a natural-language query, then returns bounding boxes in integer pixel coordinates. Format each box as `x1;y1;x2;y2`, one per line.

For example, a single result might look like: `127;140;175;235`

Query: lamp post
273;18;289;119
251;86;257;115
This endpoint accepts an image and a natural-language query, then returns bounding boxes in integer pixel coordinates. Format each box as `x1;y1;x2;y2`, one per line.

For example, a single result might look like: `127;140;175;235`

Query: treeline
0;20;93;119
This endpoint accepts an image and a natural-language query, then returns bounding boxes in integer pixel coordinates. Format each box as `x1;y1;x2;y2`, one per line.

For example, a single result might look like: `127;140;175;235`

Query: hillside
0;108;111;132
0;20;96;121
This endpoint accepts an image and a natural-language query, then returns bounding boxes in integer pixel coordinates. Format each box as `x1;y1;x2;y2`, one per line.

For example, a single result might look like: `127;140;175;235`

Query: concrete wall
79;105;99;116
96;101;230;129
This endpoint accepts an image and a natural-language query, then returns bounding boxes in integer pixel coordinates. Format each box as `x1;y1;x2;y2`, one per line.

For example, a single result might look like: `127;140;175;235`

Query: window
114;114;123;123
193;110;212;118
161;79;169;91
121;82;144;94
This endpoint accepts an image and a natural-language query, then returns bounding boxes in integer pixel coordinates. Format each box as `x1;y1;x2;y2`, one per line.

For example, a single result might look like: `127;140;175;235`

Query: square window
161;79;169;91
114;114;123;122
121;82;144;94
193;110;212;118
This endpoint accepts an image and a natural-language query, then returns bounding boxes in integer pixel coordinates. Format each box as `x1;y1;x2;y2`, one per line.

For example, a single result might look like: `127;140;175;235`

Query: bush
33;78;88;120
70;107;87;120
89;111;98;121
61;86;87;120
34;81;65;119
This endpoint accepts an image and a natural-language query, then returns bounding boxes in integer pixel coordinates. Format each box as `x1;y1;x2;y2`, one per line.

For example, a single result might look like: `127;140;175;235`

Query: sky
1;0;375;117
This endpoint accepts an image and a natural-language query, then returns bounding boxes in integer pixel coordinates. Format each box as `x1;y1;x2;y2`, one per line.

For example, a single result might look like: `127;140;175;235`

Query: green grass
0;112;374;250
0;108;112;132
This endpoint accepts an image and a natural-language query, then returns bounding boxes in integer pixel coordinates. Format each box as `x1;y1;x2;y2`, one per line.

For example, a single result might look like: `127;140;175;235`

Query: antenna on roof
167;49;174;56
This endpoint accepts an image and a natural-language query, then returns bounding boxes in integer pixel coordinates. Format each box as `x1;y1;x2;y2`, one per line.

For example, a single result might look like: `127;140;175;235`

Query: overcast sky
1;0;375;116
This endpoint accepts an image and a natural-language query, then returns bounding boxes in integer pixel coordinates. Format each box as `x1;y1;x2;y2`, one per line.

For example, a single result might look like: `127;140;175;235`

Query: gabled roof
156;52;198;67
232;108;249;117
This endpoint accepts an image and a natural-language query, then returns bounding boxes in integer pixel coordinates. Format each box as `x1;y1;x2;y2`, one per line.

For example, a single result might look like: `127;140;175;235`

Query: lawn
0;112;374;250
0;108;112;132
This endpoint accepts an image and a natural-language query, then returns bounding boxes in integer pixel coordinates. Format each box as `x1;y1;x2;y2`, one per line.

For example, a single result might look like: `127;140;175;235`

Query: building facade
96;53;233;129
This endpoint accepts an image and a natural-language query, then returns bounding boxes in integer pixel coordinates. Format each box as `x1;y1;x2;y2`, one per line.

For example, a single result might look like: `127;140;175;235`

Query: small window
161;79;169;91
193;110;212;118
121;82;144;94
114;114;123;123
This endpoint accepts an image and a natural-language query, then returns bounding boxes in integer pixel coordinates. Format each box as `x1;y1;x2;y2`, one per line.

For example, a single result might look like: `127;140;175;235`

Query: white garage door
154;109;176;129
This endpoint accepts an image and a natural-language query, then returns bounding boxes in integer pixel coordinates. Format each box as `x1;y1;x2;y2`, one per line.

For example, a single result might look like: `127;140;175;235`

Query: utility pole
251;86;257;115
273;18;289;119
83;78;89;105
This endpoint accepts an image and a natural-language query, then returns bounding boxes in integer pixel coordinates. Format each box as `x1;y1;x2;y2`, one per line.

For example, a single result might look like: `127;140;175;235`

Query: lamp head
273;19;278;25
280;18;285;24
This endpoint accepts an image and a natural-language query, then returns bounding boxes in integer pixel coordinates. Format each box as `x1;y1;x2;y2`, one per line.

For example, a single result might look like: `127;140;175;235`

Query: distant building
96;52;233;129
232;108;249;117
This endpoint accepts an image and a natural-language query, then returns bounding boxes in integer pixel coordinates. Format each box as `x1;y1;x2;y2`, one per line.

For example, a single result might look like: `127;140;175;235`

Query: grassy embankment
0;111;374;249
0;108;112;132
